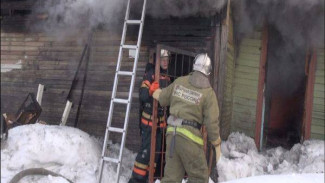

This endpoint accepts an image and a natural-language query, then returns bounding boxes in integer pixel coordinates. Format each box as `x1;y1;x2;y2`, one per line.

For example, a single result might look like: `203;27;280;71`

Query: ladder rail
100;0;131;164
98;0;148;182
112;0;131;99
115;0;148;181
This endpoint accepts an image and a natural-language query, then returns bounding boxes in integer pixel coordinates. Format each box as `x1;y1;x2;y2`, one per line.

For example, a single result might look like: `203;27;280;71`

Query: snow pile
218;132;324;182
1;125;324;183
1;124;136;183
223;173;324;183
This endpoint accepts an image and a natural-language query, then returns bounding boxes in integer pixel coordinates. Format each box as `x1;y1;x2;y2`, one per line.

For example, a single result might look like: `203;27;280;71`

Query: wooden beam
160;44;197;57
217;0;231;116
212;15;221;102
303;49;317;140
149;44;161;183
254;23;268;150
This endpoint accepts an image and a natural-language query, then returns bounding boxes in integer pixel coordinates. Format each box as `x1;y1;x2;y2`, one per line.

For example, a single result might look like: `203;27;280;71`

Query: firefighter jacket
139;63;170;117
158;72;220;146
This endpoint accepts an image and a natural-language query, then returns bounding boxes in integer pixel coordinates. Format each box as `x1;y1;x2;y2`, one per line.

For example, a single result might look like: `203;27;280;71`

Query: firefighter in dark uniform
129;49;171;183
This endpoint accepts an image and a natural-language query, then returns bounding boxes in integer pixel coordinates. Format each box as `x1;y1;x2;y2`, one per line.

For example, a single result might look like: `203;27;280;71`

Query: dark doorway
263;26;307;149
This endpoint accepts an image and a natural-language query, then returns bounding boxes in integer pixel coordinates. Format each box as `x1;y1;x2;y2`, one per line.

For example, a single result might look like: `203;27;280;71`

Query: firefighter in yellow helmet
149;53;221;183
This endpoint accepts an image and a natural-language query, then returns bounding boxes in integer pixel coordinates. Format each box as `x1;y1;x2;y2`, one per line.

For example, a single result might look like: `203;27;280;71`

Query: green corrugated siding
311;48;325;140
231;34;262;138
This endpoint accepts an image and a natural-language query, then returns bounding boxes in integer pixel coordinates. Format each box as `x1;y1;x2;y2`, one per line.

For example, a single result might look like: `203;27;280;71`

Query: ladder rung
125;20;142;24
122;45;137;49
103;157;120;164
108;127;125;133
117;71;133;76
112;98;129;104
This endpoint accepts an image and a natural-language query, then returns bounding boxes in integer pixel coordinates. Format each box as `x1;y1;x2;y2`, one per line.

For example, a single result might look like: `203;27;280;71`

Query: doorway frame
254;24;318;150
302;49;317;140
254;23;268;150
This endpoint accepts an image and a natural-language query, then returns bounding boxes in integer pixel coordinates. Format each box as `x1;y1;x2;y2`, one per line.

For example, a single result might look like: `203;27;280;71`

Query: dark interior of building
263;25;307;149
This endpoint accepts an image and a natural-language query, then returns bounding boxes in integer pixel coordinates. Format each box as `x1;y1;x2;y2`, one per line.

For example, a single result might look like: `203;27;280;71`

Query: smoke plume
232;0;324;95
30;0;226;36
30;0;127;37
232;0;324;48
145;0;226;18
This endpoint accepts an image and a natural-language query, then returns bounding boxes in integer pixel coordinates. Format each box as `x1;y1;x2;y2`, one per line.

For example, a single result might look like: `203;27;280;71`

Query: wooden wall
311;47;325;139
219;12;235;139
1;16;216;151
0;31;149;151
230;31;262;138
143;17;215;55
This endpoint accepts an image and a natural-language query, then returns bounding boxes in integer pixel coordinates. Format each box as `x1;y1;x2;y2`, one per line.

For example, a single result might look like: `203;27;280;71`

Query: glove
212;137;222;163
149;81;159;96
215;144;221;163
152;89;162;100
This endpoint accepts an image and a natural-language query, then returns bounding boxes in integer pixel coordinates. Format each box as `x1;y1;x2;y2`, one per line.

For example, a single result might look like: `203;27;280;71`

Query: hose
9;168;73;183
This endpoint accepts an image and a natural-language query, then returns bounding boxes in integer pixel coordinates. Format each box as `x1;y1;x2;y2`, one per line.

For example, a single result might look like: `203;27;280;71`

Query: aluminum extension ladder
97;0;147;182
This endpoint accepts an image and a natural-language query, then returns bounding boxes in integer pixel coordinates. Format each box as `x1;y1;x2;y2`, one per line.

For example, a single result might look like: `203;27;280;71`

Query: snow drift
1;124;324;183
222;173;324;183
218;132;324;182
0;124;135;183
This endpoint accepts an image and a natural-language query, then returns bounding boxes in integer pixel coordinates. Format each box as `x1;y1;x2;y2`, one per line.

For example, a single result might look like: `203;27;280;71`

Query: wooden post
212;16;221;102
60;100;73;126
302;49;317;140
255;23;268;150
149;44;161;183
36;84;44;106
217;0;231;117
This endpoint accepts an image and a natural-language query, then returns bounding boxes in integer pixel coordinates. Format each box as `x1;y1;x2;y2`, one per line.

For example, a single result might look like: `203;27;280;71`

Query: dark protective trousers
129;123;163;183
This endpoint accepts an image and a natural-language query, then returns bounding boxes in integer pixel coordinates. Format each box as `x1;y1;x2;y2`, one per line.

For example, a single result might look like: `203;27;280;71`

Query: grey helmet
193;53;212;75
161;49;170;58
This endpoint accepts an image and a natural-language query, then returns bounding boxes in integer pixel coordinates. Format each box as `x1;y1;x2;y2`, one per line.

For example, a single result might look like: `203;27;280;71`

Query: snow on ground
1;124;324;183
222;173;324;183
1;124;135;183
217;132;324;182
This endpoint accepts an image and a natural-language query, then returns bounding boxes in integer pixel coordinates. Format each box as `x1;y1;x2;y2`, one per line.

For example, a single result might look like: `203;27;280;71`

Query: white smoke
30;0;127;36
146;0;226;18
30;0;227;36
232;0;324;48
30;0;323;48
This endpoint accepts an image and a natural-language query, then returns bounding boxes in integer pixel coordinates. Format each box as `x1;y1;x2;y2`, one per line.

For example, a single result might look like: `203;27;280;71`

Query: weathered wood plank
239;46;262;55
237;53;261;62
311;125;325;134
311;133;325;140
233;97;257;107
314;84;325;92
235;71;259;81
234;78;259;87
240;39;262;47
236;59;260;68
313;104;325;112
235;65;260;74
